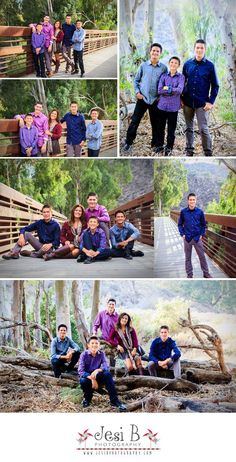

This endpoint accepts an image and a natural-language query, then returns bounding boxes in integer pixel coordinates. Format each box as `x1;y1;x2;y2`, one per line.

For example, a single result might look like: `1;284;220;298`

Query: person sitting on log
108;312;144;375
93;298;119;341
44;204;86;260
85;192;110;245
77;216;113;264
148;325;181;378
2;204;60;260
51;324;80;378
79;335;126;411
110;210;144;260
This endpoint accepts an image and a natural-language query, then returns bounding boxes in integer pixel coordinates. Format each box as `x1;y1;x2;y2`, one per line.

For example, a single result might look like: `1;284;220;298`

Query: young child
78;216;112;264
79;335;126;410
19;114;39;157
156;56;185;155
32;23;46;78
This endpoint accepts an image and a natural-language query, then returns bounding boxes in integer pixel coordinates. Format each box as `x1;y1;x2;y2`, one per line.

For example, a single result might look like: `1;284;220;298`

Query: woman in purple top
19;114;38;157
109;312;144;375
156;56;185;156
31;23;46;78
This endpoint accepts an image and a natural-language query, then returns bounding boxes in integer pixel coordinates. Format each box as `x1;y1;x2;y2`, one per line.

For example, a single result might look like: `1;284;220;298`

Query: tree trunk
21;285;32;352
34;282;43;349
32;80;48;115
115;375;199;393
185;368;231;384
11;281;24;348
90;281;100;331
42;282;51;340
143;394;235;413
71;281;90;348
0;281;12;345
55;281;71;337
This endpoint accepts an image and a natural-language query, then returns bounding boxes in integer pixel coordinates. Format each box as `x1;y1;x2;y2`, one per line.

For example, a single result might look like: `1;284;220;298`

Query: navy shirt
20;219;60;248
182;57;219;108
62;22;76;46
178;207;207;242
149;337;181;363
61;112;86;145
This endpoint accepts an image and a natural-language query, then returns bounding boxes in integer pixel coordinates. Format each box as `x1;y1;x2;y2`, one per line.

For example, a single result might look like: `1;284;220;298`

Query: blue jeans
80;370;118;403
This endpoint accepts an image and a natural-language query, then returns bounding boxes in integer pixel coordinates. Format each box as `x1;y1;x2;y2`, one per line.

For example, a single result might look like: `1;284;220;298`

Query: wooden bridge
0;26;117;78
0;184;154;278
0;119;117;157
154;212;236;278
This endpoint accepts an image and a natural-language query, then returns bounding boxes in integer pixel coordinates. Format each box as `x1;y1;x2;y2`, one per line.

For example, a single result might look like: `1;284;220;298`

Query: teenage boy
51;324;80;378
156;56;185;155
31;23;46;78
85;192;110;243
72;20;85;77
19;114;38;157
62;14;76;74
30;15;54;77
2;204;60;260
110;210;144;260
148;325;181;379
182;39;219;157
15;102;48;156
77;217;113;264
93;299;119;341
61;101;86;157
79;335;126;410
124;43;167;152
178;193;212;278
86;110;103;157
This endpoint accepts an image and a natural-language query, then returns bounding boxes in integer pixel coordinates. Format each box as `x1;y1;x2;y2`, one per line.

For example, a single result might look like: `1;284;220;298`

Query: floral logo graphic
143;429;159;449
77;429;93;449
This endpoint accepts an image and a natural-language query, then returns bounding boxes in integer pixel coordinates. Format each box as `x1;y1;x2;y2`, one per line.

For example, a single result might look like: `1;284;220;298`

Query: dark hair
116;312;132;330
88;335;99;343
48;109;60;123
195;39;206;46
66;14;72;17
69;204;86;227
42;204;51;211
88;215;99;222
36;23;43;27
25;113;33;118
150;42;162;53
108;298;116;304
115;210;126;218
91;108;98;114
54;20;61;29
169;56;181;65
35;101;43;106
58;324;67;331
76;19;82;23
87;192;97;199
160;325;169;331
70;101;78;106
188;193;196;199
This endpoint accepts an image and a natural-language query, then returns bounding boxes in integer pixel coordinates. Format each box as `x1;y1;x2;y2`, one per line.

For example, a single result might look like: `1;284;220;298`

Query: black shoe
164;147;172;156
77;254;86;263
204;152;213;157
71;70;79;75
131;250;144;257
82;399;91;408
36;74;40;77
124;253;133;260
81;72;85;78
111;401;127;412
185;150;194;157
41;74;47;78
123;143;132;152
155;146;164;154
84;257;95;264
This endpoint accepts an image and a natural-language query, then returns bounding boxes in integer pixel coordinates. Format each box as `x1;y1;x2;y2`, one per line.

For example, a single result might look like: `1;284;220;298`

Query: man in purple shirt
85;192;110;244
79;335;126;410
30;15;54;77
15;102;48;156
19;114;38;157
156;56;185;156
31;23;46;78
78;216;112;264
93;298;119;341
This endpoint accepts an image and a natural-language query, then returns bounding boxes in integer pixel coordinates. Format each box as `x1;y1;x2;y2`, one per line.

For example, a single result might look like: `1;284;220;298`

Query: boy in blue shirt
86;109;103;157
72;20;85;77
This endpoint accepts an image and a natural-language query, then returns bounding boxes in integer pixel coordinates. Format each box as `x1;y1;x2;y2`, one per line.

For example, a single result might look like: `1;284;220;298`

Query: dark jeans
33;52;45;77
88;148;100;157
111;240;134;257
126;99;159;147
51;350;80;378
80;370;118;403
82;232;112;261
156;109;178;149
184;238;210;277
74;50;84;74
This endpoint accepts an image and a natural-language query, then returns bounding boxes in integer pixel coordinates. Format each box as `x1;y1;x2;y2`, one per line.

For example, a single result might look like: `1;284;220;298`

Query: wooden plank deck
154;217;227;279
0;242;154;279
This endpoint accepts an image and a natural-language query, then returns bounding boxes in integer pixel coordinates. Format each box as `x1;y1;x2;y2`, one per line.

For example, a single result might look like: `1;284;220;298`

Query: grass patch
60;387;83;404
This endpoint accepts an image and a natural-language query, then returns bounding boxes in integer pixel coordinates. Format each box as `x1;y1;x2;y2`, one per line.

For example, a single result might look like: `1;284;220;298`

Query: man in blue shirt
2;204;60;260
182;39;219;156
110;210;144;260
78;216;113;264
124;43;167;152
178;193;212;278
62;14;76;74
61;101;86;157
51;324;80;378
148;325;181;378
86;109;103;157
72;20;85;77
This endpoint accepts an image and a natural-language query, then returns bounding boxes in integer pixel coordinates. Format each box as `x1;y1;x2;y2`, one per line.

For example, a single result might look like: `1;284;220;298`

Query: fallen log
0;355;51;370
143;395;235;413
185;368;232;384
180;359;220;371
115;376;199;393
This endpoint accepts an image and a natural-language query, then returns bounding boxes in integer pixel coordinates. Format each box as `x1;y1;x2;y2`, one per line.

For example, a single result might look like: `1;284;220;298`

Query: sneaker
204;152;213;157
203;273;213;278
2;252;19;260
184;149;194;157
77;254;86;263
123;143;132;152
131;250;144;257
20;250;32;257
124;253;133;260
82;399;91;408
111;401;127;412
155;146;164;154
84;257;95;264
71;70;78;75
164;147;172;156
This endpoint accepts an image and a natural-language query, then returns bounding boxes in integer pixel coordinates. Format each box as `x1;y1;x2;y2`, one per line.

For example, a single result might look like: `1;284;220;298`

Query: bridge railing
0;119;117;157
170;210;236;277
109;192;154;246
0;183;67;254
0;26;117;77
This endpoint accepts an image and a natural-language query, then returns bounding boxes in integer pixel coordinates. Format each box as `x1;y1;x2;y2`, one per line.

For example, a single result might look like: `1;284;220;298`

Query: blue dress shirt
86;120;103;149
182;57;219;108
149;337;181;363
178;207;207;242
134;60;168;105
51;336;80;360
60;112;86;145
110;222;140;248
20;219;60;248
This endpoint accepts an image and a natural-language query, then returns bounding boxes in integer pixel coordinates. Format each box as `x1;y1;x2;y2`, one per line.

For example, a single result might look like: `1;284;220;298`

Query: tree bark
11;281;24;349
34;281;43;349
143;394;235;413
0;281;12;345
90;281;100;331
185;368;231;384
71;280;90;348
55;281;71;337
115;375;199;393
21;285;32;352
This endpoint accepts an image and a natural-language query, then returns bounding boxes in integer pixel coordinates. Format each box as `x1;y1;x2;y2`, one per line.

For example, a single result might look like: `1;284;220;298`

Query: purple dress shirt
15;112;48;148
31;32;46;53
80;228;107;251
85;204;110;223
30;22;53;48
93;310;119;341
19;125;38;156
157;72;185;112
78;350;109;377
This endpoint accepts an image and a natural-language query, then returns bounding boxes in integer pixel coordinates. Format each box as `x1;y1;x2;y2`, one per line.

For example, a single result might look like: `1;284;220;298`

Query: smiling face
42;207;52;222
36;24;43;33
120;314;129;327
25;115;33;126
44;15;50;24
54;21;60;30
73;206;83;220
66;15;72;24
70;103;78;115
34;103;43;115
160;328;169;342
50;110;58;122
88;217;99;231
169;58;179;73
58;326;67;340
150;45;161;63
188;195;197;210
76;21;82;29
107;300;116;315
88;338;100;354
87;195;97;209
91;110;98;121
115;212;125;226
194;42;206;61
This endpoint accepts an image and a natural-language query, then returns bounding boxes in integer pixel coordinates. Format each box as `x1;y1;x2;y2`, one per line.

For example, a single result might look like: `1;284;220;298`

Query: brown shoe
20;250;32;257
2;252;19;260
48;71;54;78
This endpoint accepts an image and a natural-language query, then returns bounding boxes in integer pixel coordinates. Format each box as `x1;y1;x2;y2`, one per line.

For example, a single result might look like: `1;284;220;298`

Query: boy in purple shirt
31;23;46;78
30;15;54;77
78;216;112;264
85;192;110;244
156;56;185;156
19;114;38;157
15;102;48;156
79;335;126;410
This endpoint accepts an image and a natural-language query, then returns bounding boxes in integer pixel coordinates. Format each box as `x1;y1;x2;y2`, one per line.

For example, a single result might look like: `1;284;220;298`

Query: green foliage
154;160;188;215
207;172;236;215
60;387;83;404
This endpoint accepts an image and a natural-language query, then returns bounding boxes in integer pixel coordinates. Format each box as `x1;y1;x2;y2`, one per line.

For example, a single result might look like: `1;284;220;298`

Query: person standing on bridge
86;109;103;157
71;19;85;77
30;15;54;78
15;102;48;156
52;20;64;74
123;43;167;152
182;39;219;157
60;101;86;157
110;210;144;260
178;193;212;278
31;23;46;78
62;14;76;74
